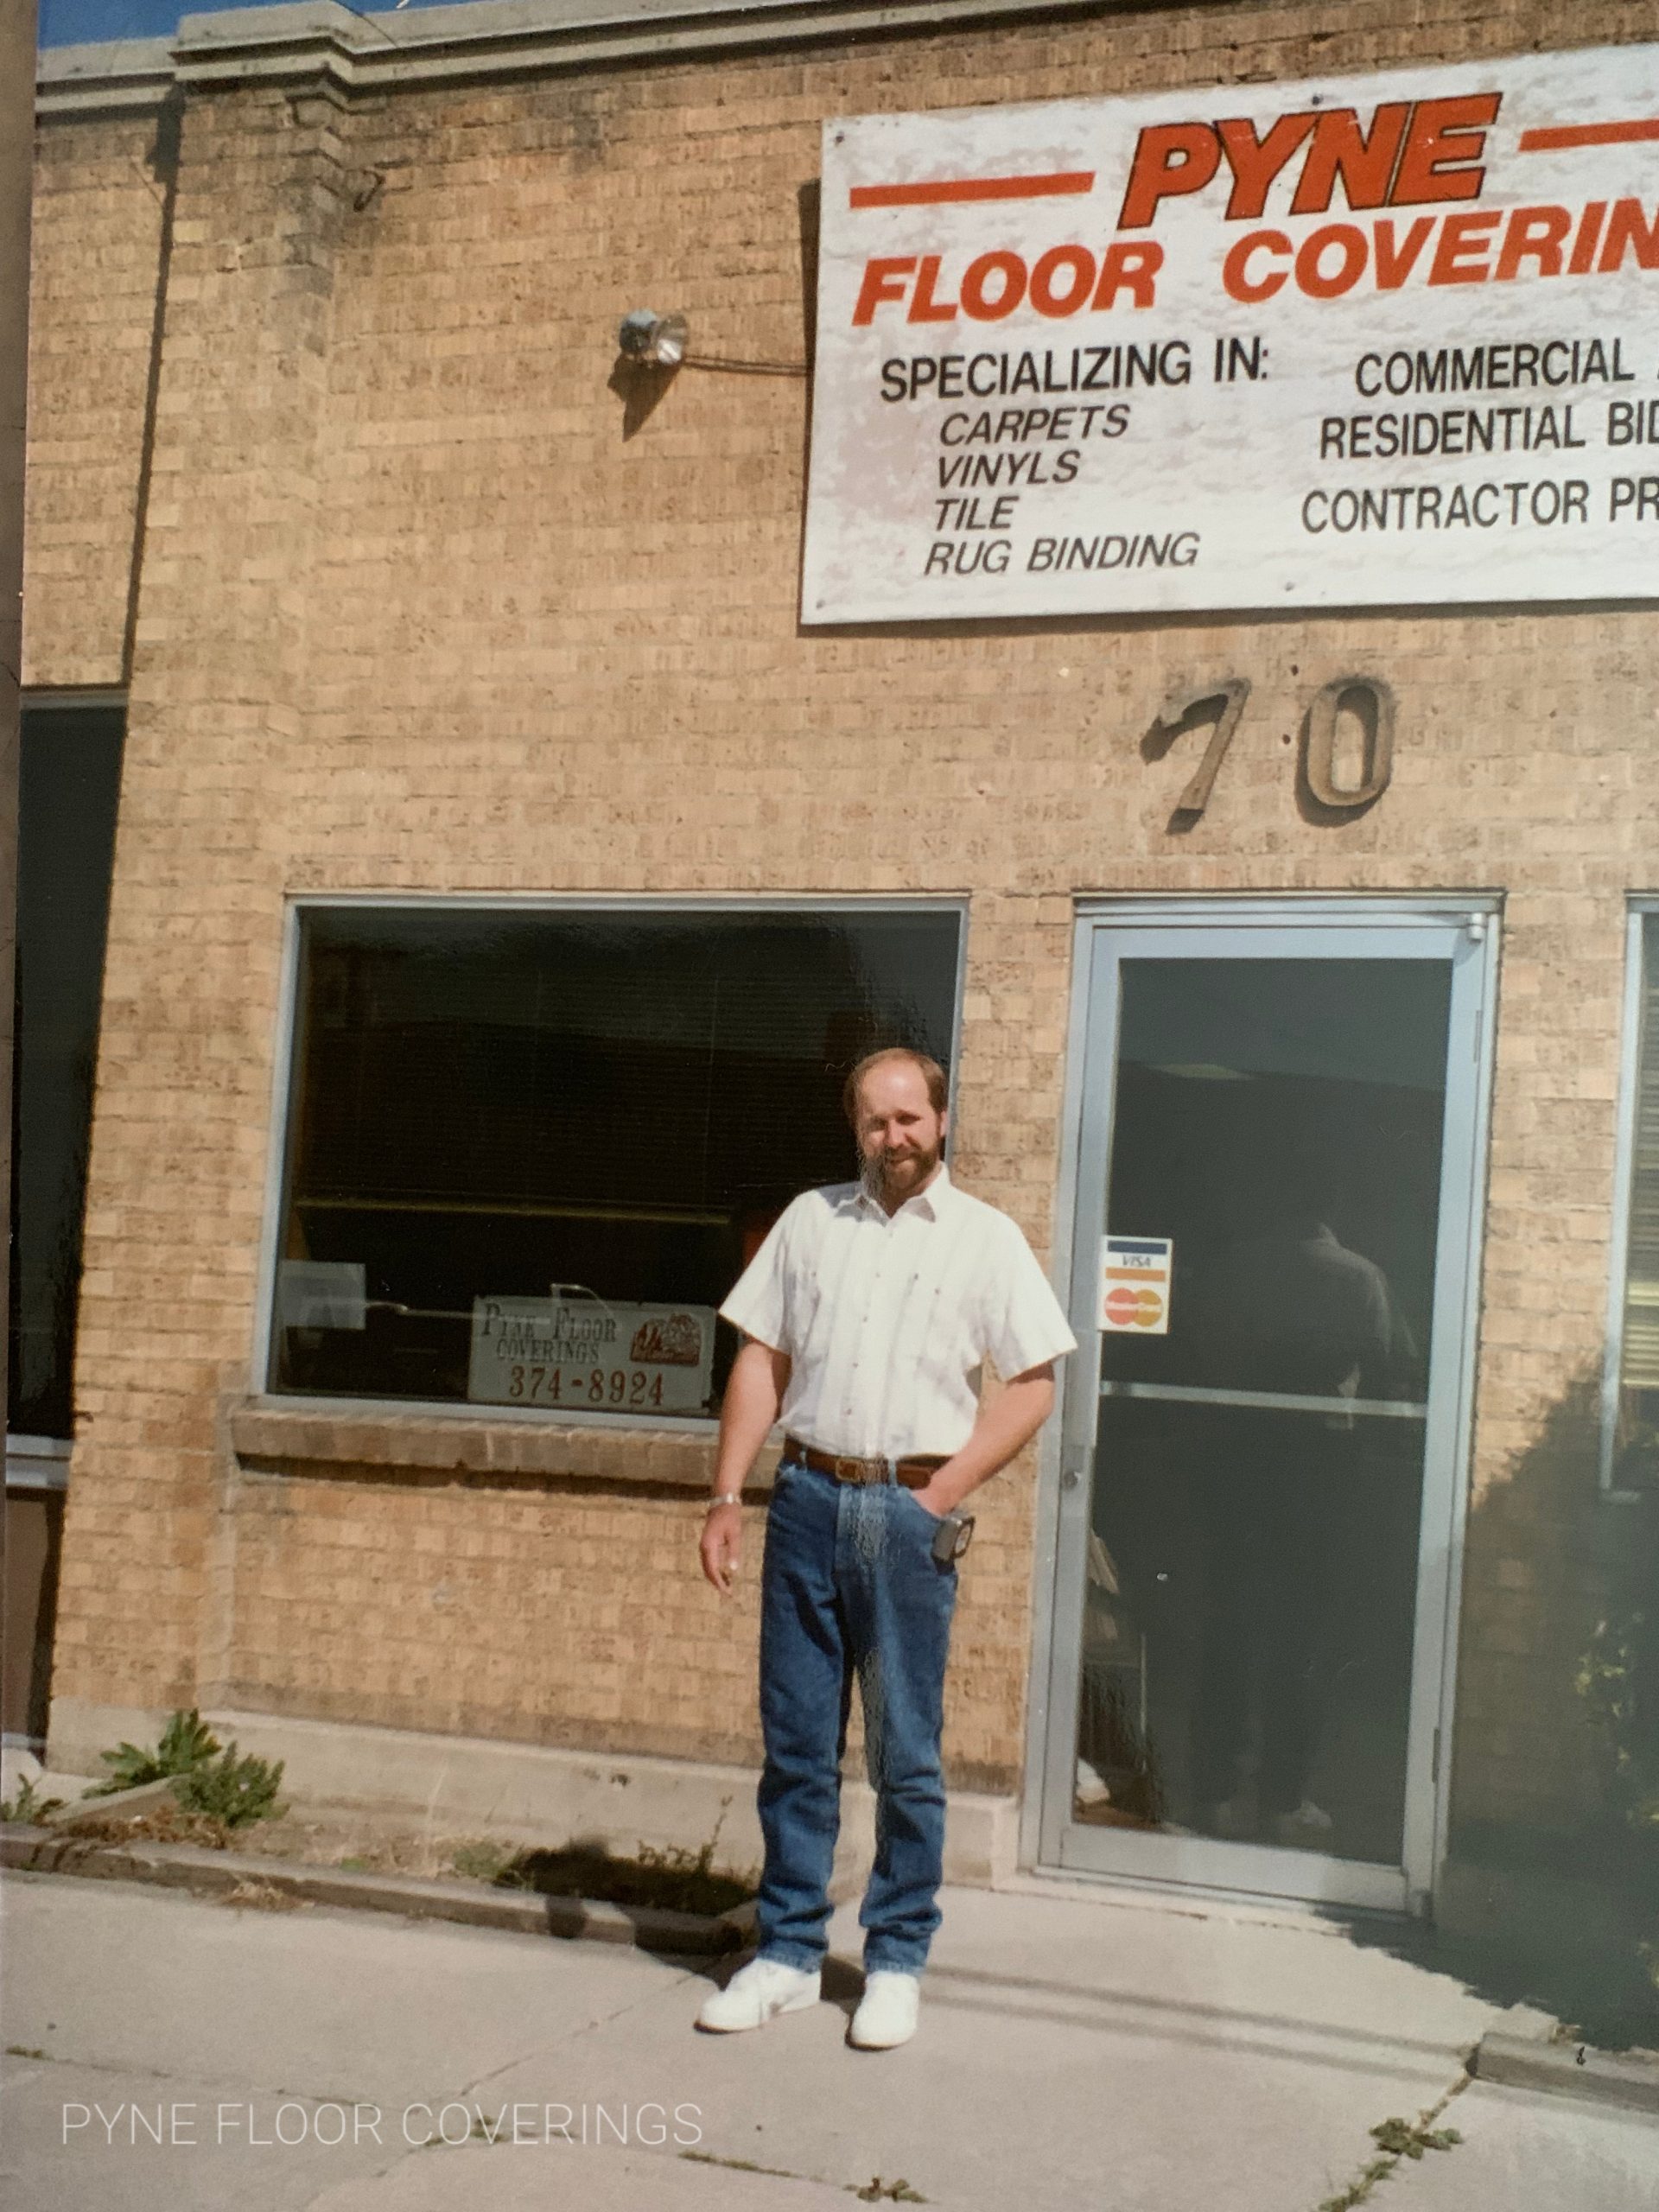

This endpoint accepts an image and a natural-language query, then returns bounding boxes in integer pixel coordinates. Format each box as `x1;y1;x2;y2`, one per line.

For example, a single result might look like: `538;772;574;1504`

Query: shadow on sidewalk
1322;1370;1659;2051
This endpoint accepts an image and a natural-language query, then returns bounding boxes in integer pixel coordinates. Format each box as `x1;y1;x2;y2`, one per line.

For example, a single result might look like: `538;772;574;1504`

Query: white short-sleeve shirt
718;1166;1077;1460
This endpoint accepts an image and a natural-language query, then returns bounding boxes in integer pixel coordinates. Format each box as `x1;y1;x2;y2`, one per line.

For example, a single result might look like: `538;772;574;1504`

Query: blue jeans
753;1453;958;1975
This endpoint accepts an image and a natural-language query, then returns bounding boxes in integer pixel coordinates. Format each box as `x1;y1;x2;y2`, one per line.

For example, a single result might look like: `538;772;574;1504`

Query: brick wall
23;105;170;687
28;0;1659;1832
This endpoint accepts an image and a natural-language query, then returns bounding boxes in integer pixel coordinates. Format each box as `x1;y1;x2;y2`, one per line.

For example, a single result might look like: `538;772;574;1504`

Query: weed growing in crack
86;1708;219;1796
1369;2117;1464;2159
677;2152;927;2200
1317;2075;1468;2212
0;1777;64;1824
680;2152;807;2181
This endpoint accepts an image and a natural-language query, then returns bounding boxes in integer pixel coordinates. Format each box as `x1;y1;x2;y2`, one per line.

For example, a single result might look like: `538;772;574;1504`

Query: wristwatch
705;1492;743;1511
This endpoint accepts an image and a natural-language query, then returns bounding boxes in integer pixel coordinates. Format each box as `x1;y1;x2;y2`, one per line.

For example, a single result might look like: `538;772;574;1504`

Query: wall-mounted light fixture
617;310;689;366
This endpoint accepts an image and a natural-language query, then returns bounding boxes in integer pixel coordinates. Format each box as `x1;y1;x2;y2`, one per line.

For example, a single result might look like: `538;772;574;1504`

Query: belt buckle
835;1452;890;1486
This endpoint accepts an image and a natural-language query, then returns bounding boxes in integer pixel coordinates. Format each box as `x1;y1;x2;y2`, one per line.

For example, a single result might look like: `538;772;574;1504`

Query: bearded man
695;1046;1076;2049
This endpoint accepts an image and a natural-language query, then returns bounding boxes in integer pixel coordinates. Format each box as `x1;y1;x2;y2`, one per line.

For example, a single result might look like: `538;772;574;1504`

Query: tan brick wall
35;0;1659;1834
23;109;169;689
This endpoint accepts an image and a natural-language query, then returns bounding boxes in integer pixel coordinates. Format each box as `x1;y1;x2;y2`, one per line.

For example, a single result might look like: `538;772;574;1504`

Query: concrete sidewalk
2;1867;1654;2212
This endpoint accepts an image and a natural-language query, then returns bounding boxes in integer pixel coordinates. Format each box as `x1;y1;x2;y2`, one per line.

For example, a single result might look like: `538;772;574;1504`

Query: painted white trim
1599;901;1659;1498
1100;1381;1427;1419
1018;906;1092;1877
1413;912;1499;1914
281;890;969;912
6;1437;73;1494
1071;893;1501;929
20;690;129;713
249;900;304;1399
1058;1822;1409;1916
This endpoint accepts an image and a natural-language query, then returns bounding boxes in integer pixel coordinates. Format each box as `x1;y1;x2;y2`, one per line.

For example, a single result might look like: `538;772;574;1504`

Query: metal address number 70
1154;676;1396;817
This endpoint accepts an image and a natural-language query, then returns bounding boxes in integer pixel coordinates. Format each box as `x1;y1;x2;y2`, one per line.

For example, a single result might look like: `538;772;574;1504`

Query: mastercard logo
1104;1286;1165;1327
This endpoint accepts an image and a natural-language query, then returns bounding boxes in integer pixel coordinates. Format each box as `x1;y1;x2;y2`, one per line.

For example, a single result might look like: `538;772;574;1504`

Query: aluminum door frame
1024;898;1497;1916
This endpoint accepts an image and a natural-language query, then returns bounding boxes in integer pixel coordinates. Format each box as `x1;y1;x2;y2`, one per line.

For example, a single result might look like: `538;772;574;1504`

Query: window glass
268;906;962;1414
10;705;124;1438
1616;913;1659;1487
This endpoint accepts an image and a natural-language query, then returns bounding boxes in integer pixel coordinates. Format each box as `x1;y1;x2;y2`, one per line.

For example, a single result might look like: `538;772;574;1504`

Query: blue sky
41;0;463;42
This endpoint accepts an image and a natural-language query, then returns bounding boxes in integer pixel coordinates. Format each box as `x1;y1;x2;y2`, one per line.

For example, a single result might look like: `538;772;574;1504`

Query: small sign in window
277;1260;367;1332
1099;1236;1172;1335
468;1298;716;1414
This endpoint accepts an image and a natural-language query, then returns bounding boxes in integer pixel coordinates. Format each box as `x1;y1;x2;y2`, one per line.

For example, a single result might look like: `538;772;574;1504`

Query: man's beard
861;1141;941;1204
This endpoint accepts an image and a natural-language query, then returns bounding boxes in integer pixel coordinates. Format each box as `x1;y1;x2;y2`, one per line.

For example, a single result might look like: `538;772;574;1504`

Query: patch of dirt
220;1878;309;1913
236;1812;481;1881
64;1802;238;1850
65;1802;758;1917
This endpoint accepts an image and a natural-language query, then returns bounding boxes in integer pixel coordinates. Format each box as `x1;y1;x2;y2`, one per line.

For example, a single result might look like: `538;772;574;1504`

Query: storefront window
1612;910;1659;1491
10;702;125;1440
265;904;962;1416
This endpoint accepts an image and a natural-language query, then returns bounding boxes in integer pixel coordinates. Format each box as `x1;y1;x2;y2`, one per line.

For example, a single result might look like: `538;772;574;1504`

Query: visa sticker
1099;1236;1172;1335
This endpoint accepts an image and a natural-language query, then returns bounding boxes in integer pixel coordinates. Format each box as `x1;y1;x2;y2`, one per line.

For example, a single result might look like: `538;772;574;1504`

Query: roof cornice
38;36;175;114
37;0;1125;115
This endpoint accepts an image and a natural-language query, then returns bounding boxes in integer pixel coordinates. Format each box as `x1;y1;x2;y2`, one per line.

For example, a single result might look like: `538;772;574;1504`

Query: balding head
842;1046;948;1127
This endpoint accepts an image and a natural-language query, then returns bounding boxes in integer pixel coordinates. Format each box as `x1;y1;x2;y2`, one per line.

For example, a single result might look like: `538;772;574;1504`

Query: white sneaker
1074;1758;1112;1808
849;1970;920;2050
1205;1793;1256;1839
696;1956;821;2033
1271;1798;1335;1847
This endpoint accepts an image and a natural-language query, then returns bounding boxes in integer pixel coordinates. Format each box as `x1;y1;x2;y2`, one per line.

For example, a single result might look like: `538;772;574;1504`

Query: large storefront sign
802;43;1659;621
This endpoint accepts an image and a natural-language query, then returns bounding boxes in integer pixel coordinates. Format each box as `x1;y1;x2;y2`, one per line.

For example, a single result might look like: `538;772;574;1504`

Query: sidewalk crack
1315;2063;1473;2212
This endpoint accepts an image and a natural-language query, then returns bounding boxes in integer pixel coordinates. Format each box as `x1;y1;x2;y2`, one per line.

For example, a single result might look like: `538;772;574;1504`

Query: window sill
231;1399;779;1494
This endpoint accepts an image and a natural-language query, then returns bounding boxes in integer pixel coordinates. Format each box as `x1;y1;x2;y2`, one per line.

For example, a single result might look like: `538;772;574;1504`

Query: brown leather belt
782;1434;947;1490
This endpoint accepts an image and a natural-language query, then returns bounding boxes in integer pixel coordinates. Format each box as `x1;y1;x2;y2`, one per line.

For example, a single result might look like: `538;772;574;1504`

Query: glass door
1039;907;1491;1912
